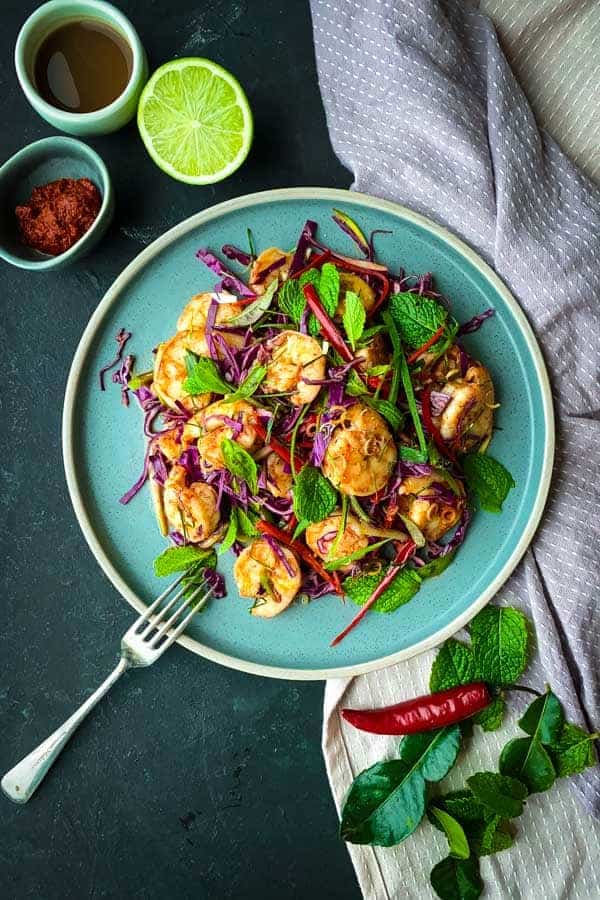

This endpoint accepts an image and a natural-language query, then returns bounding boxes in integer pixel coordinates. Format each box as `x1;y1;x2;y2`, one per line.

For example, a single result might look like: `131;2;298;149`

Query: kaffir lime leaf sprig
339;603;598;900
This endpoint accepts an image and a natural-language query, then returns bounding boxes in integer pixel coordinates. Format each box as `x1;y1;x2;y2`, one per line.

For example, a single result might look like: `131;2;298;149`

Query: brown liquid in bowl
34;19;133;113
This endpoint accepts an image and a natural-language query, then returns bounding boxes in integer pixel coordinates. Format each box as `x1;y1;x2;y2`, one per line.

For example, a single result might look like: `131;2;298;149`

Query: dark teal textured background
0;1;358;897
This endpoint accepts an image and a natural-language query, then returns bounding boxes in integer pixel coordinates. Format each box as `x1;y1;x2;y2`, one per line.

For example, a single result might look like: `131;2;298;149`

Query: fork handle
1;657;130;804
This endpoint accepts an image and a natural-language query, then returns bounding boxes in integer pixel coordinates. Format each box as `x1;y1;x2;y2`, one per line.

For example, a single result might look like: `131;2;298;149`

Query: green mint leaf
218;509;239;555
549;723;598;777
318;262;341;317
343;567;421;613
278;278;305;322
220;437;258;495
400;725;461;782
467;772;528;819
430;855;482;900
292;518;309;540
399;446;428;463
415;551;456;580
346;369;370;397
429;639;476;692
181;555;218;598
466;816;514;857
462;453;516;513
366;397;404;431
366;363;392;377
518;688;564;745
230;364;267;400
473;696;505;732
435;791;487;824
339;759;426;846
236;507;259;538
429;808;470;860
360;324;386;342
499;737;556;794
389;292;448;349
470;605;529;687
183;354;230;396
292;466;337;523
153;546;215;577
343;289;366;350
227;281;277;327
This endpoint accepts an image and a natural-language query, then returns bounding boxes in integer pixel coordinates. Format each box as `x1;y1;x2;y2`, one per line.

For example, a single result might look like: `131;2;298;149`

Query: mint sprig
292;465;337;524
462;452;516;513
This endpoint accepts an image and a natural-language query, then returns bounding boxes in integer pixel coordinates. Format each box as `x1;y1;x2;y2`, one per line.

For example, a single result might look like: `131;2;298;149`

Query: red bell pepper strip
420;387;457;463
330;539;415;646
341;682;491;734
254;422;304;471
257;521;343;595
303;284;354;363
407;324;446;365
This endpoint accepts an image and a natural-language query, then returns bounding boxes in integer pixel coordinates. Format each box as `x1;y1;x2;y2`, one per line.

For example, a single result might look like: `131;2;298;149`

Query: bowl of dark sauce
15;0;148;135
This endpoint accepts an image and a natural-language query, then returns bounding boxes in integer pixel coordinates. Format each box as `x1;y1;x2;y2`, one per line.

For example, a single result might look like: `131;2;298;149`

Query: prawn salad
102;210;515;646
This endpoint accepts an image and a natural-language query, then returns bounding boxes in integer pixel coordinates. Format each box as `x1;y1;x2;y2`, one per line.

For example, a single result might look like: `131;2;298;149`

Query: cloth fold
312;0;600;895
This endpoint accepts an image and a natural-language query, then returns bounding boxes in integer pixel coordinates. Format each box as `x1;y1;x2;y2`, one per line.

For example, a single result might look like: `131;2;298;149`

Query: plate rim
62;187;555;680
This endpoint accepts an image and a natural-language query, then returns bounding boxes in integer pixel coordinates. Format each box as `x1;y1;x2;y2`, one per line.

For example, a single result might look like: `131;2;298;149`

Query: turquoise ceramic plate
63;188;554;680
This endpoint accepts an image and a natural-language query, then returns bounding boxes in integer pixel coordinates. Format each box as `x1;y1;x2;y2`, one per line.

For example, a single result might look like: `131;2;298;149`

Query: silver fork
1;574;213;804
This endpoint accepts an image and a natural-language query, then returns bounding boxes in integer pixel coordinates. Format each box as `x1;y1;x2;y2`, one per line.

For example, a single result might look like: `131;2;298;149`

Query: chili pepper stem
504;685;543;697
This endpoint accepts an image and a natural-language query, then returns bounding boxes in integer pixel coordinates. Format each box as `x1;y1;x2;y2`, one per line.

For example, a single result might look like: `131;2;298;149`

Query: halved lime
137;58;253;185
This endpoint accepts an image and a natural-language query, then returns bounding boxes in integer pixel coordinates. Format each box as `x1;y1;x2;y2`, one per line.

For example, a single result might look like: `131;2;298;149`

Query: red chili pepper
254;422;304;471
341;682;492;734
257;520;343;595
420;387;456;463
330;540;415;646
407;324;446;365
303;284;355;363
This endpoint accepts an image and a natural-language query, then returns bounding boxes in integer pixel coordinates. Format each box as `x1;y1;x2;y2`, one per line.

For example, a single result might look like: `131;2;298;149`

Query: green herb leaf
340;726;460;846
318;262;341;317
227;280;277;327
343;567;421;613
417;551;456;580
230;364;267;400
292;518;309;540
549;723;598;777
343;289;366;350
518;689;564;745
462;453;516;513
278;278;305;323
399;446;428;463
345;368;370;397
467;772;528;819
180;556;218;599
389;292;448;349
398;341;428;458
434;791;487;824
366;397;404;431
429;808;470;859
360;324;385;342
153;545;216;577
499;737;556;793
466;816;514;856
473;696;505;732
430;855;482;900
400;725;461;782
292;465;337;523
324;538;390;572
236;507;259;537
220;437;258;495
429;639;476;692
218;510;239;555
470;605;529;687
183;354;230;396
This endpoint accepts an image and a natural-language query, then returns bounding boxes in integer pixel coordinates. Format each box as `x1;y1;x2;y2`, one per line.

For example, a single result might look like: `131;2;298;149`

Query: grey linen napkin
310;0;600;814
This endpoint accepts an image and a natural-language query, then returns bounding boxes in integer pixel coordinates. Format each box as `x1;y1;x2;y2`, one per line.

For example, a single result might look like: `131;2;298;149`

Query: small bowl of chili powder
0;136;113;270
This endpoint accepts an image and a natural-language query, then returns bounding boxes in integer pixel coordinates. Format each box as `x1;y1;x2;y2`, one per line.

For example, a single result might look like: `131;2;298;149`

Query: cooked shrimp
322;403;397;496
262;330;326;406
156;428;184;462
433;362;495;452
305;513;367;568
249;247;292;294
176;291;245;336
264;451;293;498
233;538;301;617
396;469;465;542
335;272;376;317
355;332;390;374
153;331;214;412
196;399;261;471
163;464;221;545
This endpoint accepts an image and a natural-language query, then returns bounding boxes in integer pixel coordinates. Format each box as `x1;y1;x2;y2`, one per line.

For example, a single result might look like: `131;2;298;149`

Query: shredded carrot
407;324;446;365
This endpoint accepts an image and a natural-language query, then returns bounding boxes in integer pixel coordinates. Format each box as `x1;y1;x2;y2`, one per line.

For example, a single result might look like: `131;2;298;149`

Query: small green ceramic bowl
0;136;114;271
15;0;148;136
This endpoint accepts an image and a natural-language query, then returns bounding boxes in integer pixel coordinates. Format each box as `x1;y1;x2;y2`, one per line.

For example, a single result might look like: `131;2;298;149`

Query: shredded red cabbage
429;390;451;417
99;328;132;391
196;248;255;297
458;308;495;335
119;443;151;504
204;567;226;598
222;244;253;266
289;220;321;276
149;448;168;485
263;533;296;577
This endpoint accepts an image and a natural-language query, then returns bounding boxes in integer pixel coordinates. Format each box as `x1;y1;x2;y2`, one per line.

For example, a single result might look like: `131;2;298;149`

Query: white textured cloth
311;0;600;896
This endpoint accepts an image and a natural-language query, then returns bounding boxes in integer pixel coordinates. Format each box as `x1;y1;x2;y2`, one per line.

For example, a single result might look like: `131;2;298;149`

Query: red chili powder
15;177;102;256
